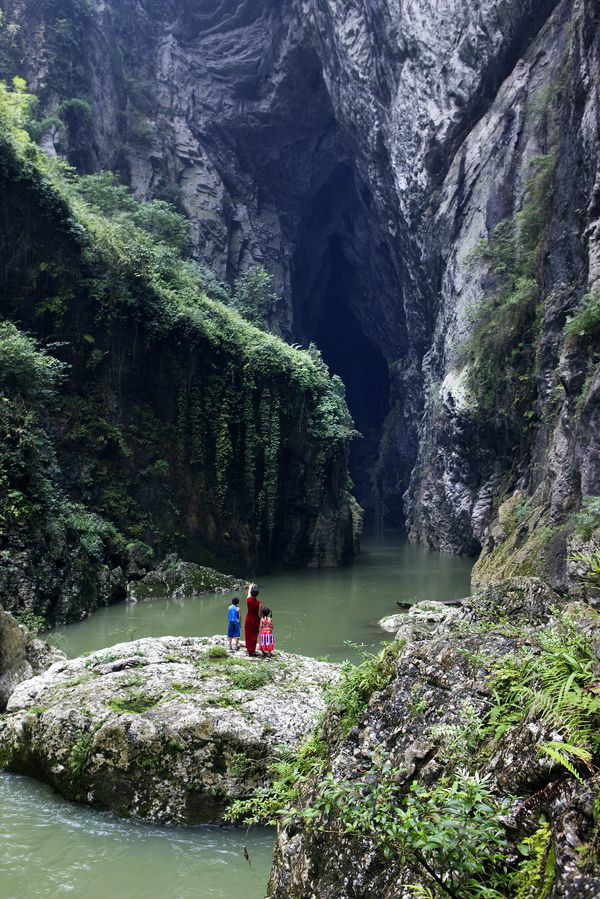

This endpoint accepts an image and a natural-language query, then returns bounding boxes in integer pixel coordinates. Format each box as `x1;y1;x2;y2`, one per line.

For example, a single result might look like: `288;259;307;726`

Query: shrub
568;549;600;590
487;621;600;779
566;289;600;340
327;642;400;736
512;822;555;899
572;496;600;540
229;267;278;330
462;152;556;421
0;321;65;406
296;764;513;899
14;611;47;636
224;732;327;826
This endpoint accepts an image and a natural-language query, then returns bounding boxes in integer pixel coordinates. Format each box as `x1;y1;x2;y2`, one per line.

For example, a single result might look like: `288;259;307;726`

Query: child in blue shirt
227;597;241;652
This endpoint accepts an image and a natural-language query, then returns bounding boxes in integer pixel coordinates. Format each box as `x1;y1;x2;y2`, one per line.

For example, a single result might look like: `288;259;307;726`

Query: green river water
0;533;472;899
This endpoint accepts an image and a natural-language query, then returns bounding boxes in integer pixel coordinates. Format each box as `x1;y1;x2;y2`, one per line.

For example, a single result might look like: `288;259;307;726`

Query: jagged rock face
267;579;600;898
2;0;599;546
0;610;65;710
406;0;600;557
0;0;570;527
0;635;338;824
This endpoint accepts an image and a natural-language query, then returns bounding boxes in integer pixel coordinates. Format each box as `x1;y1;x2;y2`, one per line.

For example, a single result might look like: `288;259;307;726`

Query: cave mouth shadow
292;165;390;524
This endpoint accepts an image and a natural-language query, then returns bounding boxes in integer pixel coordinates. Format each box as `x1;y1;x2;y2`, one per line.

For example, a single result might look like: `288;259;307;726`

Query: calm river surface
0;533;472;899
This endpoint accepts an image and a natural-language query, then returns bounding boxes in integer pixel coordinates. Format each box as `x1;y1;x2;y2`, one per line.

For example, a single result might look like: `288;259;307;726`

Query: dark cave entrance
292;166;391;524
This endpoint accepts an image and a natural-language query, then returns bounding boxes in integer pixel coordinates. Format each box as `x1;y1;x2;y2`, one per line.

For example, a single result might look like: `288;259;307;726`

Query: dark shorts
228;621;240;638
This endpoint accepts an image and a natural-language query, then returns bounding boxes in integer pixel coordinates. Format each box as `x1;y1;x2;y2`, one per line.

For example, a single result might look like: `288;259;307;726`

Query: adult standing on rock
244;583;261;656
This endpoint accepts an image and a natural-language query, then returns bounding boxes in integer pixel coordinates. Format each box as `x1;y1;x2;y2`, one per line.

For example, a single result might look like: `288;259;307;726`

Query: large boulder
127;556;243;601
0;636;338;824
0;610;65;710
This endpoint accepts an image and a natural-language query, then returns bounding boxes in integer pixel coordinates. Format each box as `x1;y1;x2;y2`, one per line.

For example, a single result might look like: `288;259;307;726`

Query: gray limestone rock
0;635;338;824
0;610;65;711
268;577;600;898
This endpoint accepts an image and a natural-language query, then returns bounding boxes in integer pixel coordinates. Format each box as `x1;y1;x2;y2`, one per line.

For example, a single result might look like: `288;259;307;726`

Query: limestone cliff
0;97;358;623
1;0;597;562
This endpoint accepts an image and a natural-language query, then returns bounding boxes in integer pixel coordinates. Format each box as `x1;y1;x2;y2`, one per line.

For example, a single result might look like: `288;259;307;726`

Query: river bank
0;534;472;899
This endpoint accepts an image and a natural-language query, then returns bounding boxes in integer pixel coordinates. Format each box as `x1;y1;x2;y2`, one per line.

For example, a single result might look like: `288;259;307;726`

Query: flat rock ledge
0;636;338;824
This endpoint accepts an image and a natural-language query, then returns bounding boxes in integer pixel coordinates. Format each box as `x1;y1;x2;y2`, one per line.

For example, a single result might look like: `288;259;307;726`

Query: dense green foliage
326;642;401;736
569;549;600;590
305;767;513;899
566;289;600;340
512;823;555;899
462;152;556;424
572;496;600;540
0;319;125;611
0;77;355;617
224;732;328;827
488;621;600;778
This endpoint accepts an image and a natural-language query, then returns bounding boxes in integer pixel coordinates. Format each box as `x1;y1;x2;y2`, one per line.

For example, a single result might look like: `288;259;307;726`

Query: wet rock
127;556;243;601
378;614;405;632
0;636;338;824
0;610;65;710
379;601;463;634
407;601;463;627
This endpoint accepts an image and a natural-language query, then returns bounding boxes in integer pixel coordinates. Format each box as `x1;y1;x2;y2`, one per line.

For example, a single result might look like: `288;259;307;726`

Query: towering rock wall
407;0;600;567
0;100;358;623
1;0;598;565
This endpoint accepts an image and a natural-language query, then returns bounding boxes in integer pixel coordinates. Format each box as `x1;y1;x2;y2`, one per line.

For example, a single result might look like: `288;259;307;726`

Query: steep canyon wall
1;0;598;568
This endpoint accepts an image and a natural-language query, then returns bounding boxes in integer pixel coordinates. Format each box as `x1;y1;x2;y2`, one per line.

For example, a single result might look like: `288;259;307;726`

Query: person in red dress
244;584;261;655
259;608;274;658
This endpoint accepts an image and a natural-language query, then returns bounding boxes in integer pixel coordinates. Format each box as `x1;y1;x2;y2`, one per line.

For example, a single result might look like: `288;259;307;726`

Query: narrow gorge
0;1;599;898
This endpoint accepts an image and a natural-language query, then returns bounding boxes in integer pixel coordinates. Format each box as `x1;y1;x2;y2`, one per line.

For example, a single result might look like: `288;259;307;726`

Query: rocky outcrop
405;0;600;563
0;635;338;824
268;578;600;898
378;600;463;633
0;109;358;624
0;610;65;710
127;556;243;601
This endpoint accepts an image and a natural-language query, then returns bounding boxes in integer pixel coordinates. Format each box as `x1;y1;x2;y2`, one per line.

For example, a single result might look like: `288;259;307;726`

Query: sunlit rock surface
0;635;338;824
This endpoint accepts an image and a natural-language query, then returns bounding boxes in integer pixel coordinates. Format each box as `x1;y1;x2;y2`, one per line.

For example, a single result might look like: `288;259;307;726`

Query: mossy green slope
0;81;358;623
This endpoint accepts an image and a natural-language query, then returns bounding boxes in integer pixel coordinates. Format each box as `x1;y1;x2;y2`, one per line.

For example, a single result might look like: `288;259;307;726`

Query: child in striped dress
259;608;274;658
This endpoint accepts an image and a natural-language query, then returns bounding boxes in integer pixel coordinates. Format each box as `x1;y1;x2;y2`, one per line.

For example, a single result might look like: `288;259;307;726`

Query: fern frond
539;741;593;782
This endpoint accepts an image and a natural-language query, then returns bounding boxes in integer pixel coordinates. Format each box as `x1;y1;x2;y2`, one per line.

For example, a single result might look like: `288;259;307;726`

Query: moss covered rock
0;635;338;824
127;556;243;601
